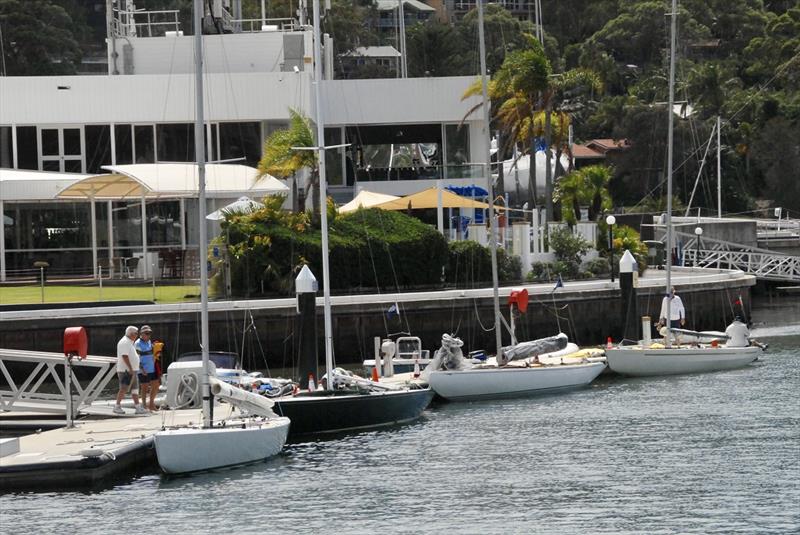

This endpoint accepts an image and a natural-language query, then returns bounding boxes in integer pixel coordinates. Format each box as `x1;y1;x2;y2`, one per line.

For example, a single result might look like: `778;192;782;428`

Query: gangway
0;348;117;415
675;231;800;283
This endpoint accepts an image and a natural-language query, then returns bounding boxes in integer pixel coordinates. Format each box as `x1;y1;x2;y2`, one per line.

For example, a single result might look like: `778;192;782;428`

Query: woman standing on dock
136;325;160;412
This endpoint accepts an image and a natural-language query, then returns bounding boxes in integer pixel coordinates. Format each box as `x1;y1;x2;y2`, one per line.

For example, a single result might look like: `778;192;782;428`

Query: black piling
295;265;319;389
619;250;641;343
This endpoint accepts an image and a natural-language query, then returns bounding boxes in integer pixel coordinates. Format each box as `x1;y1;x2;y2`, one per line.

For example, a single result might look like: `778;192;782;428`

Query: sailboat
268;0;435;437
153;0;290;474
425;0;606;402
604;0;763;377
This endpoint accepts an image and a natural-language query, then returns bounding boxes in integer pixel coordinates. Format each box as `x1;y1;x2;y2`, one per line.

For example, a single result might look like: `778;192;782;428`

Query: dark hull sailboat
273;387;435;438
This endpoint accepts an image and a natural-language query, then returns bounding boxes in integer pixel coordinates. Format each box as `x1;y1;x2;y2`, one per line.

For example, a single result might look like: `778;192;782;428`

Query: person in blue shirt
136;325;159;411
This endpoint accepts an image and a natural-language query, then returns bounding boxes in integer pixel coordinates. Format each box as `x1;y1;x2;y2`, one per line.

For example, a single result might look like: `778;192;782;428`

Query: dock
0;406;235;492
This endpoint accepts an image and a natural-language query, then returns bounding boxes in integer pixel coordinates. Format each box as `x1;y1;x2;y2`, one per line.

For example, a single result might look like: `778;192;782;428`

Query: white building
0;1;489;281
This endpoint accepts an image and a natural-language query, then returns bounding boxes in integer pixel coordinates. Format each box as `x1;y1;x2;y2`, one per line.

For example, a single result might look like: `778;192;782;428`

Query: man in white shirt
658;286;686;330
114;325;147;415
725;316;750;347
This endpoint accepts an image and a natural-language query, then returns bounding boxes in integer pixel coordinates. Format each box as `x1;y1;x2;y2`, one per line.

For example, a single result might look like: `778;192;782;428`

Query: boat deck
0;406;235;492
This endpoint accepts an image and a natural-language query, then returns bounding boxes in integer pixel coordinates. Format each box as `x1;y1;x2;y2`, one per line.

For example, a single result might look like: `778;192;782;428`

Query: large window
85;125;112;173
219;122;261;167
444;124;474;179
112;201;143;252
135;125;155;163
0;126;12;168
157;123;194;162
146;200;182;246
3;202;91;250
115;124;133;164
16;126;38;170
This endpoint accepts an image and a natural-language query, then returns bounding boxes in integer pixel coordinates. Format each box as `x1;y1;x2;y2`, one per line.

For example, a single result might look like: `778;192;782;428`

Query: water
2;299;799;534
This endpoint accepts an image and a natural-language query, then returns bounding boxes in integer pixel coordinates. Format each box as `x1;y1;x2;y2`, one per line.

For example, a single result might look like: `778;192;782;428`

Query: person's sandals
134;406;149;415
112;406;125;415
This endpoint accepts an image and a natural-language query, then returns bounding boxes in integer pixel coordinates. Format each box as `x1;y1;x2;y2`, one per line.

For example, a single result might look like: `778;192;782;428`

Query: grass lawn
0;284;200;305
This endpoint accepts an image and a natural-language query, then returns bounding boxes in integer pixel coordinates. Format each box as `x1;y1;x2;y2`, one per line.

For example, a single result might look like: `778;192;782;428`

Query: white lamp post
606;214;616;283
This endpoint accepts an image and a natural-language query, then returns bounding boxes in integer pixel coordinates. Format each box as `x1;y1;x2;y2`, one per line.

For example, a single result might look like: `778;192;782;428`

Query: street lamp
694;226;703;266
606;214;616;283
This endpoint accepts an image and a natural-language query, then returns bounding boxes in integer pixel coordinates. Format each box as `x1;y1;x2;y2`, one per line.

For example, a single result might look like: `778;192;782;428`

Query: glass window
324;127;344;186
0;126;11;168
41;129;59;156
219;122;261;167
135;125;155;163
146;200;182;246
63;128;81;156
445;124;473;179
3;202;91;250
16;127;38;170
115;124;133;164
112;201;144;252
157;123;194;162
85;125;112;174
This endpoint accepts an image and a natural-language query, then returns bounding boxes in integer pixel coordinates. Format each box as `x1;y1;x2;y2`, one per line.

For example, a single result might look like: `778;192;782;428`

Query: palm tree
257;108;316;214
552;164;613;226
463;34;602;225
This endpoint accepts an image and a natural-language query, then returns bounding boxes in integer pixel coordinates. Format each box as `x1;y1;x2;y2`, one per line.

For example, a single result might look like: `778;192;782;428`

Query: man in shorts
113;325;147;415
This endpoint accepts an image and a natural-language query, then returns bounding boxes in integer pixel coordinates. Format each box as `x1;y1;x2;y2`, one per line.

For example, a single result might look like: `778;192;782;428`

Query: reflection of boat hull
427;362;606;401
606;346;761;377
273;388;435;437
154;418;290;474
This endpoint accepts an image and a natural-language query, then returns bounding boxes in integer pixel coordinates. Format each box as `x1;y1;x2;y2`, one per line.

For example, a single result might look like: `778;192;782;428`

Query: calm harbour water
1;298;798;535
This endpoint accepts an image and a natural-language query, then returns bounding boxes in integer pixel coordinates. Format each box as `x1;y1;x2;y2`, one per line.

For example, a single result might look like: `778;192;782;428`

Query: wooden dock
0;406;235;492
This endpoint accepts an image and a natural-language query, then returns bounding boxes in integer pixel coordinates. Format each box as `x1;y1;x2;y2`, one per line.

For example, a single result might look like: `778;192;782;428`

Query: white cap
619;250;638;273
295;264;318;293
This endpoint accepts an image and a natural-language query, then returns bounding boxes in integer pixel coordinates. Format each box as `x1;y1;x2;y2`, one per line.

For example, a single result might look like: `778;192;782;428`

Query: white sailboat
153;0;289;474
426;0;606;402
605;0;763;377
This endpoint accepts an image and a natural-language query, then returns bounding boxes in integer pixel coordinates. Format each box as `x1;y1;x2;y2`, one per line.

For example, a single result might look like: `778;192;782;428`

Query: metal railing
676;231;800;283
0;348;117;414
229;17;299;32
112;8;181;37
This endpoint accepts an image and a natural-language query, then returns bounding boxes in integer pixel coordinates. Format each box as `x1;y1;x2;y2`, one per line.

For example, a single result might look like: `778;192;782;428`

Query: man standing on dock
113;326;147;415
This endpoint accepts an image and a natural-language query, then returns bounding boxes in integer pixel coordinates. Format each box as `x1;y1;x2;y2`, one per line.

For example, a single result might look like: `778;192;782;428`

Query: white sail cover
498;333;568;365
210;377;277;417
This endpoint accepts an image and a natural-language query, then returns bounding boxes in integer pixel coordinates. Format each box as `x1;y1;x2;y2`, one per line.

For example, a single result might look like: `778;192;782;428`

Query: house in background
340;46;402;79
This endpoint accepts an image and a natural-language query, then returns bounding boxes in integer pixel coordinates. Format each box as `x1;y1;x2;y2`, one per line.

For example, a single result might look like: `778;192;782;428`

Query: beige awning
57;163;289;199
373;187;495;210
338;190;400;213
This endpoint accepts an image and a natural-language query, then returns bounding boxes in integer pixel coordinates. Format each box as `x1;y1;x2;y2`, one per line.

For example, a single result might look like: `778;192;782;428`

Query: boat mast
717;115;722;218
477;0;502;357
193;0;211;426
665;0;677;349
311;0;335;389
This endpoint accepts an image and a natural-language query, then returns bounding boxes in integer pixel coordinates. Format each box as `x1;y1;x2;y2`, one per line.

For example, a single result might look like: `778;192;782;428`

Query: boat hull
606;346;761;377
273;388;435;437
427;362;606;401
153;417;290;474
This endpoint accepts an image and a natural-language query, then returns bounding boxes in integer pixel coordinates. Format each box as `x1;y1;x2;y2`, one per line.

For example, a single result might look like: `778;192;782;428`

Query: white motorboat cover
210;377;277;417
498;333;568;365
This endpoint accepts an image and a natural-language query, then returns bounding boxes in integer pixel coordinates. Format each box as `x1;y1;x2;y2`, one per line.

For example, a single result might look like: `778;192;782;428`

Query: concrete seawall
0;267;755;371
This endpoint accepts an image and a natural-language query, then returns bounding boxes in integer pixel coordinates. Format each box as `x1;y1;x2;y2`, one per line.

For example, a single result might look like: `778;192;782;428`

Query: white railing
231;17;298;32
113;8;181;37
676;231;800;283
0;348;117;414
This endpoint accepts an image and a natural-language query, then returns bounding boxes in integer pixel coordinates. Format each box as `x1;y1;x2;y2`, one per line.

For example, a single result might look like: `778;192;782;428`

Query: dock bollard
642;316;652;346
295;265;319;390
619;250;640;343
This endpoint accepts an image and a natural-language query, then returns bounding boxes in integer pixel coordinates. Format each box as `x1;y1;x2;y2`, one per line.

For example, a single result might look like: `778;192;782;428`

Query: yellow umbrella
374;187;498;210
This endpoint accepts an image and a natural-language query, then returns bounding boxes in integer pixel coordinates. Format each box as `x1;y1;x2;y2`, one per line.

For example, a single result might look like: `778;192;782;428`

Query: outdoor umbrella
338;190;400;213
206;196;265;220
373;187;500;211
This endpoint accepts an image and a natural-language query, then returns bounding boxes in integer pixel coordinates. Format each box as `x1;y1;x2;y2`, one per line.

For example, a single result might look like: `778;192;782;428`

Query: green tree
258;109;317;214
553;164;613;225
457;4;538;75
0;0;82;75
406;21;467;77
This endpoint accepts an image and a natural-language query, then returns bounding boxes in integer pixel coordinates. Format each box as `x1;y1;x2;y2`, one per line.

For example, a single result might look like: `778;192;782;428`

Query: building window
16;127;38;170
444;124;472;179
219;122;261;167
112;201;143;252
157;123;194;162
0;126;11;168
135;125;156;163
115;124;133;164
85;125;112;174
146;200;182;246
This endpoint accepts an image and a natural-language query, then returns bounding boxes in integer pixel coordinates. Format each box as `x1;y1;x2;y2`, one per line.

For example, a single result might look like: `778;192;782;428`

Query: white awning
0;169;91;201
56;163;289;199
338;190;400;213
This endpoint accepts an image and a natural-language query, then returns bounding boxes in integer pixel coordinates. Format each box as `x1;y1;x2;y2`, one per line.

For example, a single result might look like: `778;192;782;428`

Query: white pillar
531;210;540;254
107;200;114;261
90;196;98;278
0;199;5;282
180;198;187;250
141;193;148;276
436;179;444;235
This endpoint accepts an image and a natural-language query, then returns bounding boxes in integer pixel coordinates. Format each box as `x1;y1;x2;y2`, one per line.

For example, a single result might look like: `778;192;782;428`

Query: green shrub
611;225;649;274
583;257;610;276
549;226;591;265
221;200;448;296
446;240;521;285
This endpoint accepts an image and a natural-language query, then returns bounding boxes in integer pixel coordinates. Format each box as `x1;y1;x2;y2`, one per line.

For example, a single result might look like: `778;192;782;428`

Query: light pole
606;214;616;283
694;226;703;266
